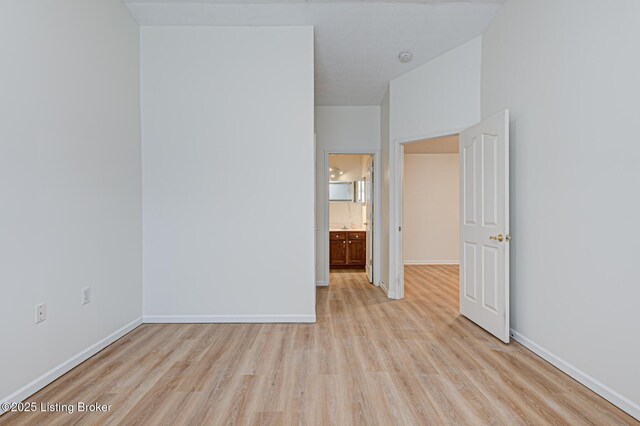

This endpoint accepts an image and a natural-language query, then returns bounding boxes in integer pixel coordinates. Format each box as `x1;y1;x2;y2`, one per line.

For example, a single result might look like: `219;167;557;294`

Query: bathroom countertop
330;228;366;232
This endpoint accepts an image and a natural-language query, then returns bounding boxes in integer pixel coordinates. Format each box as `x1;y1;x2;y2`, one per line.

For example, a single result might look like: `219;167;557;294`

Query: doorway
324;151;380;287
393;110;511;343
401;135;460;303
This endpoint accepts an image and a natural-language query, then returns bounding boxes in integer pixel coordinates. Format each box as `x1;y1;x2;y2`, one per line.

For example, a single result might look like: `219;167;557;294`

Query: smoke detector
398;50;413;63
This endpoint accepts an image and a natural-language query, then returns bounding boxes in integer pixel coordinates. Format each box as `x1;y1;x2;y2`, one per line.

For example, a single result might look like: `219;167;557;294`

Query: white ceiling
124;0;504;106
404;134;459;154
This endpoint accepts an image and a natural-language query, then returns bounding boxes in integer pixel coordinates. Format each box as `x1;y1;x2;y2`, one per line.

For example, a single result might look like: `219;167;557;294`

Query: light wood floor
1;266;636;425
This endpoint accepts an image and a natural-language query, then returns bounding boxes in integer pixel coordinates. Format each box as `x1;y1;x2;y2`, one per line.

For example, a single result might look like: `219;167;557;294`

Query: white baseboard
143;314;316;324
380;281;396;299
510;329;640;421
315;281;328;287
404;260;459;265
1;317;142;414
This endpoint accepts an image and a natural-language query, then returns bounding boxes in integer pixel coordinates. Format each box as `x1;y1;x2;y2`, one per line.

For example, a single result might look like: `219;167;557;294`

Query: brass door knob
489;234;511;242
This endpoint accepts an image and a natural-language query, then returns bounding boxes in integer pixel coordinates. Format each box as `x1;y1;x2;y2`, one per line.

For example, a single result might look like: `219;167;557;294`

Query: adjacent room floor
1;266;635;425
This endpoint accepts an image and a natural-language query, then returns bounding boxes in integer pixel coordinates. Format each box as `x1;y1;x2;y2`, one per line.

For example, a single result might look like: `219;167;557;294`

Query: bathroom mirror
329;181;353;201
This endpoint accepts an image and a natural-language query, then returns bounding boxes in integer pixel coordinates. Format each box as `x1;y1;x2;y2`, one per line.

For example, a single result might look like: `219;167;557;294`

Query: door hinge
398;226;402;231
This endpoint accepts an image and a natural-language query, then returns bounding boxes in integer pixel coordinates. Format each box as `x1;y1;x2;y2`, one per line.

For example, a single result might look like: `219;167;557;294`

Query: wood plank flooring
1;265;636;425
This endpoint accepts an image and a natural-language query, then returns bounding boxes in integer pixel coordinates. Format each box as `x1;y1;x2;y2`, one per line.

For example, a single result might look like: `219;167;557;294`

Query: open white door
365;155;374;283
459;110;510;343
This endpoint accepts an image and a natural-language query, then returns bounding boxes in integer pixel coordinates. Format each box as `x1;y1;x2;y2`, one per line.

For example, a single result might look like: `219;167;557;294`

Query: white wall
383;37;481;297
315;107;380;285
315;107;381;152
390;37;482;143
403;154;459;264
330;202;364;230
482;0;640;417
141;27;315;321
0;0;141;404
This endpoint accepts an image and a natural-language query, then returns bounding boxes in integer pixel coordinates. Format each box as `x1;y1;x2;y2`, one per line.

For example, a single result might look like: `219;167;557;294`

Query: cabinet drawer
330;232;347;240
348;232;365;240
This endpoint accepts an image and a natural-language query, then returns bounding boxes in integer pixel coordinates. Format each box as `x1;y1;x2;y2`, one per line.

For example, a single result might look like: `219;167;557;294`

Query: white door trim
391;127;466;299
323;149;381;288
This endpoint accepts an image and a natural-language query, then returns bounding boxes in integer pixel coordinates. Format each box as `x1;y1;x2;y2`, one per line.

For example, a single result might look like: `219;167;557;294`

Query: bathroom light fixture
398;50;413;63
329;167;344;179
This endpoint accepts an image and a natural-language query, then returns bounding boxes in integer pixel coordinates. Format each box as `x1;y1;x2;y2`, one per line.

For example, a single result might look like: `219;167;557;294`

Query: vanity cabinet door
330;236;347;265
347;238;366;265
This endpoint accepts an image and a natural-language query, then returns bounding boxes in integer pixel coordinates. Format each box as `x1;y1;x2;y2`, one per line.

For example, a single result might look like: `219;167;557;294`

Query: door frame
323;149;381;287
392;127;465;299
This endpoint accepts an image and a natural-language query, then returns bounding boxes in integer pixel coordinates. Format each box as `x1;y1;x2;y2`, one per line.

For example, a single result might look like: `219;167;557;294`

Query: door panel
463;242;478;301
463;141;477;225
459;110;510;343
365;155;374;282
482;134;499;227
482;245;499;312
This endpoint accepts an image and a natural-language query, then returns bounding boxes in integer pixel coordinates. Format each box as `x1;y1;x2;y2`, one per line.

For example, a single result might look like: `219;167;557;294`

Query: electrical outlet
35;303;46;323
82;287;90;305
